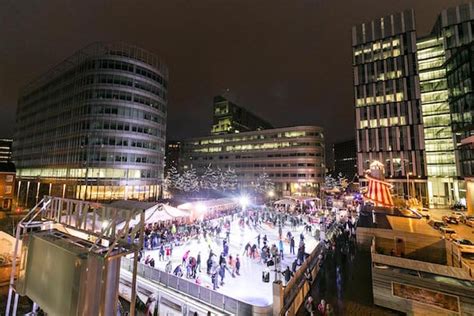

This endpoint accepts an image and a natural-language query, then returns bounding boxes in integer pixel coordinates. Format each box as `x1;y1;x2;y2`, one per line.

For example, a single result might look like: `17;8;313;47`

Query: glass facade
417;36;459;206
13;42;168;205
446;42;474;178
352;10;428;203
181;126;325;196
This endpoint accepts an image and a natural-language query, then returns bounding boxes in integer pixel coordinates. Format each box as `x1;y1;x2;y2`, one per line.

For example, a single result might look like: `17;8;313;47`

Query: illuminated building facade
353;3;474;207
417;36;459;207
352;10;428;203
0;139;13;163
211;95;273;135
181;126;325;196
13;42;168;205
0;162;15;210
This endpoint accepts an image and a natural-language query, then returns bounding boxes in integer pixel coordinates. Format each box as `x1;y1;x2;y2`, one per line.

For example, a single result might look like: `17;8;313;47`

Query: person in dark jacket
290;236;295;255
219;263;226;285
281;266;293;285
235;255;241;275
291;259;298;273
196;251;202;272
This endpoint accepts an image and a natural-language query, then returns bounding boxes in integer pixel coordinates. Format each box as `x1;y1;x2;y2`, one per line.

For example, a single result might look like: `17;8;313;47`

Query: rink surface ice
143;216;319;307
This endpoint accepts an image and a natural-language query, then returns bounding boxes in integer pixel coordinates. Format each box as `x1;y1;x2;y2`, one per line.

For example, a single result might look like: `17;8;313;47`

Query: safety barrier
280;223;341;315
121;258;271;315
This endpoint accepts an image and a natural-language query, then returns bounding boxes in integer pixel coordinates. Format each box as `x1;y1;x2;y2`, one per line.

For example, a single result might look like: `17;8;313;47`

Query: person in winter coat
159;244;165;261
182;250;190;264
250;244;257;259
228;255;236;277
196;251;202;272
165;260;172;274
173;265;183;277
219;263;226;285
219;252;226;266
317;299;326;315
291;259;298;273
243;242;251;256
210;262;219;290
281;266;293;285
290;237;295;255
305;296;315;316
304;268;312;284
279;239;284;259
235;255;241;275
223;241;229;257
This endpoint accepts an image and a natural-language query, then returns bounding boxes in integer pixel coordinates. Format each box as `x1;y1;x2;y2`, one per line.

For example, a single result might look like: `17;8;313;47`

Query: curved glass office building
13;42;168;204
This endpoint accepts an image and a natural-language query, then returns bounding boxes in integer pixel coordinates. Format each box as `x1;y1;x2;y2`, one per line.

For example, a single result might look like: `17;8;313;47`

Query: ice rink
143;215;319;306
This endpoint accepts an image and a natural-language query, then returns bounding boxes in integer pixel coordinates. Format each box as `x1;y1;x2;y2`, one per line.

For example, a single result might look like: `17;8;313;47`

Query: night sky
0;0;467;145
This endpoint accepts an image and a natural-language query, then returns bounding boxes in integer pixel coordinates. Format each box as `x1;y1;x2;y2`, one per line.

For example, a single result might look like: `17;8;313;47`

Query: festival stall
178;198;239;220
113;202;191;229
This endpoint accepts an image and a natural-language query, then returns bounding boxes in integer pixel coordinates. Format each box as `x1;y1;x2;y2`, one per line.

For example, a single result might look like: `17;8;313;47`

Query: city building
165;140;181;173
0;139;13;163
439;3;474;213
181;126;325;196
352;3;474;207
211;95;273;135
333;139;357;179
13;42;168;206
0;162;15;210
417;35;460;207
352;10;428;203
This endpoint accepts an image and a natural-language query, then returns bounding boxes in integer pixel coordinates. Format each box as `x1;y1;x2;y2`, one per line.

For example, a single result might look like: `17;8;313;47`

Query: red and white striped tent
364;174;394;207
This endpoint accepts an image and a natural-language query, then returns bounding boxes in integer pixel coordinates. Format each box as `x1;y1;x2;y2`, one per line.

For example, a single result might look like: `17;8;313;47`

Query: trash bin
262;268;270;283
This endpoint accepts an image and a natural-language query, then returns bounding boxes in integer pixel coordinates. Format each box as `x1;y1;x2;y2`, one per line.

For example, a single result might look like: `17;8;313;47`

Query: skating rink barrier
121;258;272;315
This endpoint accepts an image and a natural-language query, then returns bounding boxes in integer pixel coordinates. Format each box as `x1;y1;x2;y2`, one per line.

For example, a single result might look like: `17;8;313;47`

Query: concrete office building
13;42;168;205
352;3;474;207
181;126;325;196
211;95;273;135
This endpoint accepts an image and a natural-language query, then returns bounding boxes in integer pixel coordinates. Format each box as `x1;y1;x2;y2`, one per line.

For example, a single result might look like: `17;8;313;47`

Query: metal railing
280;222;341;315
121;258;264;315
5;196;145;316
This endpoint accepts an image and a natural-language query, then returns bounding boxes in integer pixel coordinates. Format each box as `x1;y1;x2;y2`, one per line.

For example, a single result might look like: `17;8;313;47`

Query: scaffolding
5;195;145;316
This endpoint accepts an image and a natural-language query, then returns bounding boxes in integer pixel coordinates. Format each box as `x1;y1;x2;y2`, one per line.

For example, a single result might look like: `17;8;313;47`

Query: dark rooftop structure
211;95;273;135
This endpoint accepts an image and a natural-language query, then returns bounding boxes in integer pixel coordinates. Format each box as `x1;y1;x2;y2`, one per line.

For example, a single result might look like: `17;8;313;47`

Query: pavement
427;208;474;240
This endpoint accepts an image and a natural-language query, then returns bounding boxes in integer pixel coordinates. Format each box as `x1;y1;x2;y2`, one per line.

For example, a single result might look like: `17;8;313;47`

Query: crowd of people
305;298;335;316
131;198;359;316
133;204;325;291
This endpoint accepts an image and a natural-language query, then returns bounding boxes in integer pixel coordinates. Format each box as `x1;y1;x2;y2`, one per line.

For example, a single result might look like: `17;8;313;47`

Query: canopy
274;199;296;206
117;203;190;229
178;198;238;213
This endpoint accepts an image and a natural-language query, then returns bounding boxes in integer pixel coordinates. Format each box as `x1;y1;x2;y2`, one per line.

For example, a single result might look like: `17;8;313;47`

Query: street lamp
239;195;249;210
406;172;413;199
268;190;275;198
